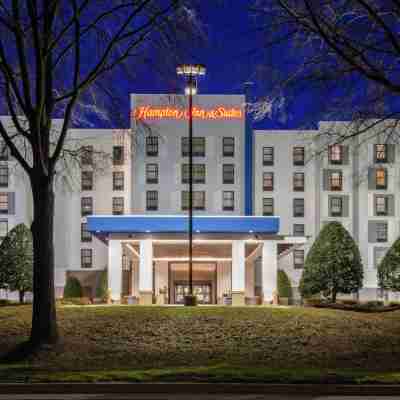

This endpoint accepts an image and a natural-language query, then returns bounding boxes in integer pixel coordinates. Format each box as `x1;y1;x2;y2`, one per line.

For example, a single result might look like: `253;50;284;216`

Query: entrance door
174;282;212;304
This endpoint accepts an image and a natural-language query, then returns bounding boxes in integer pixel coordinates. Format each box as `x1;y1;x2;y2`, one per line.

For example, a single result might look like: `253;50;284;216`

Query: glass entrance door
174;283;212;304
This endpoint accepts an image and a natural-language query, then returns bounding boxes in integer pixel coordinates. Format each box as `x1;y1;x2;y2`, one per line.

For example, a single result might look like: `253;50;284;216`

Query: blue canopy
87;215;279;235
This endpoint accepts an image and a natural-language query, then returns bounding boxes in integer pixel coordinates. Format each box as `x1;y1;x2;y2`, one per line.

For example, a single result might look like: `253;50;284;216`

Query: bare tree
0;0;198;347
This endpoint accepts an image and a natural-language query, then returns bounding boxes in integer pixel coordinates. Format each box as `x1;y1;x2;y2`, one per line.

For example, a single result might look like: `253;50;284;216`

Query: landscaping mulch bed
313;303;400;313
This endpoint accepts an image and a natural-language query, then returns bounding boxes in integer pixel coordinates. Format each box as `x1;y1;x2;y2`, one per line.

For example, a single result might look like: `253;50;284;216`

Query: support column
262;241;278;304
108;239;122;302
231;240;246;306
139;239;153;305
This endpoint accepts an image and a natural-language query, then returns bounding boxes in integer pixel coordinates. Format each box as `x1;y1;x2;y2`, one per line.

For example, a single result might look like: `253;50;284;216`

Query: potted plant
277;270;292;306
222;291;232;306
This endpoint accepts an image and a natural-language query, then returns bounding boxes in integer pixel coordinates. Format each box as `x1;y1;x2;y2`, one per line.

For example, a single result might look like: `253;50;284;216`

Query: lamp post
176;64;206;306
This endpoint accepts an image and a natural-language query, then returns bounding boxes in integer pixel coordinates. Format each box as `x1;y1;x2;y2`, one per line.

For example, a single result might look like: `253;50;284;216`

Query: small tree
63;277;82;299
300;222;363;303
277;270;292;299
96;270;108;302
0;224;33;303
378;237;400;292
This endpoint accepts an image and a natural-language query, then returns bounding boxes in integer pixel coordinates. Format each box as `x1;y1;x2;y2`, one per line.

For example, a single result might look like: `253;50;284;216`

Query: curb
1;383;400;395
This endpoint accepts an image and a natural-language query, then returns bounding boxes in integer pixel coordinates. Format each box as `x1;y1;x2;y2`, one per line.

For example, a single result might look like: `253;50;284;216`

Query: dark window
294;249;305;269
182;137;205;157
146;136;159;157
293;147;305;166
222;191;234;211
375;196;388;216
293;172;304;191
263;172;274;191
113;146;124;165
376;222;388;242
328;144;343;164
81;222;92;242
263;198;274;216
182;191;205;210
223;164;235;184
81;146;93;165
81;197;93;216
146;164;159;184
223;137;235;157
0;142;8;161
329;171;343;191
263;147;274;166
81;249;93;269
293;224;305;236
146;191;158;210
376;169;387;189
0;219;7;239
293;198;304;217
375;144;387;163
0;165;8;188
112;197;124;215
81;171;93;191
182;164;206;184
330;196;343;217
113;171;124;191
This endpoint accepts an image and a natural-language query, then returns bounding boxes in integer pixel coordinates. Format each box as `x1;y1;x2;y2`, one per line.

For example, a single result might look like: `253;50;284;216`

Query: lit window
0;220;8;239
81;171;93;191
375;196;388;216
293;224;304;236
146;136;158;157
294;250;305;269
81;249;93;269
330;197;343;217
222;191;234;211
182;137;205;157
81;146;93;165
112;197;124;215
223;164;234;184
146;191;158;211
263;198;274;216
329;171;342;191
113;146;124;165
182;164;206;184
329;144;343;164
223;137;234;157
263;172;274;191
146;164;159;184
113;171;124;191
81;197;93;216
376;169;387;189
182;191;205;210
376;222;388;242
81;223;92;242
375;144;387;163
293;172;304;191
293;198;304;217
263;147;274;166
293;147;305;166
0;193;9;214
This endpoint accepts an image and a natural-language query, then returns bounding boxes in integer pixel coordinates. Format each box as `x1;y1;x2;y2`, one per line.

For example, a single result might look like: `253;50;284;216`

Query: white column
108;239;123;302
262;241;278;303
139;239;153;304
231;240;245;305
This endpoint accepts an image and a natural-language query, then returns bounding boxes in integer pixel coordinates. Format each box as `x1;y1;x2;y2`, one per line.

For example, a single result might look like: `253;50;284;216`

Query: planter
222;296;232;306
279;297;290;306
184;295;197;306
245;296;260;306
156;294;166;305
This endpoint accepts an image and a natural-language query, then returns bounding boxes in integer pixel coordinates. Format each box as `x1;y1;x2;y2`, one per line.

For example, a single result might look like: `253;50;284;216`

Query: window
263;172;274;191
222;191;234;211
263;147;274;166
0;142;8;161
375;144;387;163
263;198;274;216
112;197;124;215
146;136;158;157
0;193;8;214
113;146;124;165
294;250;305;269
328;144;343;164
293;147;305;166
376;169;387;189
182;137;205;157
293;224;305;236
376;222;388;242
329;171;342;191
330;196;343;217
223;164;235;184
81;145;93;165
293;172;304;191
81;197;93;216
81;171;93;191
0;220;8;239
81;222;92;242
375;196;388;216
182;164;206;184
146;164;159;184
113;171;124;191
81;249;93;269
293;198;304;217
182;191;206;210
146;190;158;210
0;165;8;188
223;137;234;157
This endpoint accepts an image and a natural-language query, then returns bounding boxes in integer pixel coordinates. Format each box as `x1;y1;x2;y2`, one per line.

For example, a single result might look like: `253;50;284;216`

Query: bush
63;276;83;298
96;270;108;301
0;299;12;306
339;299;358;306
300;222;363;302
364;300;384;308
57;297;91;306
277;270;292;299
378;237;400;292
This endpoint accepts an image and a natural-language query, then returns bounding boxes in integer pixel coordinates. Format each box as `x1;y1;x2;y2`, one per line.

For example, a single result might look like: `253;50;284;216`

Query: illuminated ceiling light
176;64;206;77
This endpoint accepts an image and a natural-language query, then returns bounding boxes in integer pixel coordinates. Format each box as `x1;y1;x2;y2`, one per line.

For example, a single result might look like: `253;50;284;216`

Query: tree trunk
29;176;58;345
19;290;25;304
332;290;337;304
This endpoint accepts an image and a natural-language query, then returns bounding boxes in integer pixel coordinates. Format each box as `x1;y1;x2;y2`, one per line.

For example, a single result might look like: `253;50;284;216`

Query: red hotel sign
132;106;244;121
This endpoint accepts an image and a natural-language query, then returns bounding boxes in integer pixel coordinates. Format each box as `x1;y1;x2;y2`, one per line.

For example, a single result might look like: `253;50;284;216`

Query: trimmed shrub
277;270;292;299
57;297;91;306
300;222;363;302
378;237;400;292
339;299;358;306
64;276;83;298
96;270;108;301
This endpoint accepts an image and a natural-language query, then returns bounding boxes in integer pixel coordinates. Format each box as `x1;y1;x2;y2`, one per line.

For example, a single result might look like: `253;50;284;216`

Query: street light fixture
176;64;206;306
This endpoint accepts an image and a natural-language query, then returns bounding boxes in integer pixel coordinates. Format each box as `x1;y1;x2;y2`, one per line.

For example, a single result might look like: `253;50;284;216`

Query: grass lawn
1;305;400;383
